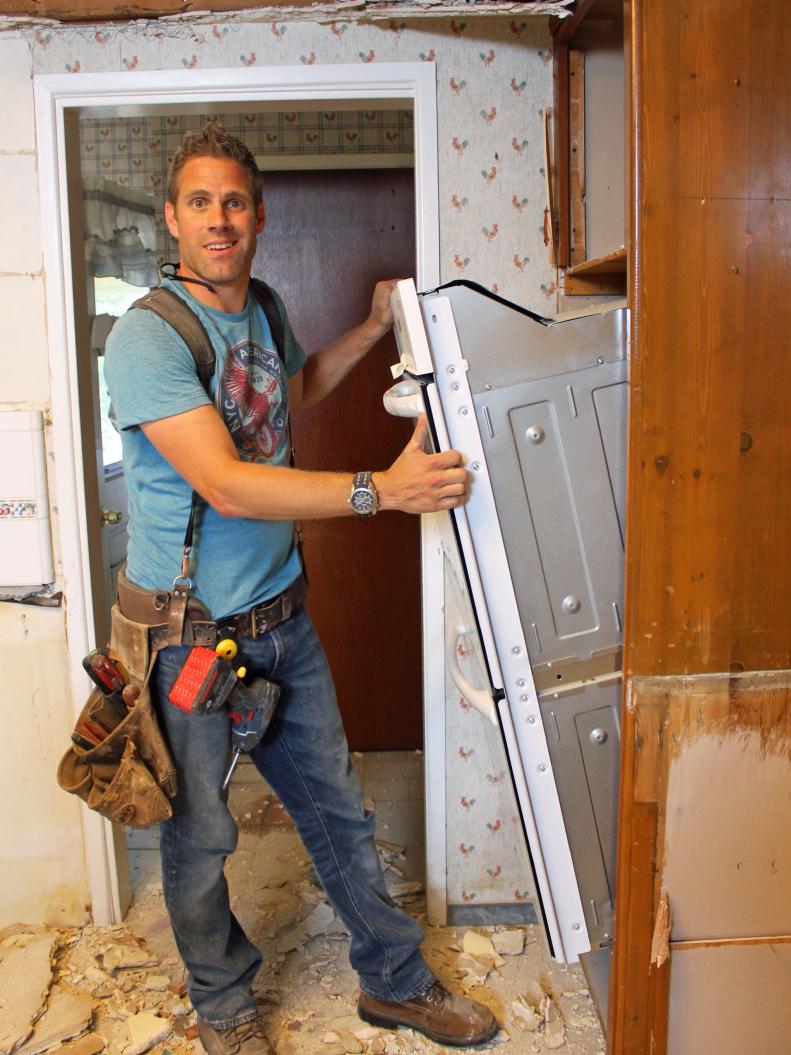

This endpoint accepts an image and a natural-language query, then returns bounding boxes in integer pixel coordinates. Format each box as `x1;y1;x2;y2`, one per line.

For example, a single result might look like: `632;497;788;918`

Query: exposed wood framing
0;0;572;25
607;682;670;1054
542;104;558;263
564;246;625;294
552;39;570;266
568;47;586;265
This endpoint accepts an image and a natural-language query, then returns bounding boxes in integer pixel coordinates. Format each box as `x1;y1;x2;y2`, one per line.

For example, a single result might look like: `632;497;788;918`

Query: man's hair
167;120;263;207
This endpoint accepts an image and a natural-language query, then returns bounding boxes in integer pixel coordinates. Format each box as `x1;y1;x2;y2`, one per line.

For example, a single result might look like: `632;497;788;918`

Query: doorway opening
74;105;421;751
36;64;440;924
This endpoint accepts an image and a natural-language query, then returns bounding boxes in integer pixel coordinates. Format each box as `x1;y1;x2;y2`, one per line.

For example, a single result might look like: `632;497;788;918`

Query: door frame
34;63;441;925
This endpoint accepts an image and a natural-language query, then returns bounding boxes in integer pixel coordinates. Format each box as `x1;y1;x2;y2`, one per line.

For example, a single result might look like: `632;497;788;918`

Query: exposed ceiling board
551;0;621;42
0;0;573;26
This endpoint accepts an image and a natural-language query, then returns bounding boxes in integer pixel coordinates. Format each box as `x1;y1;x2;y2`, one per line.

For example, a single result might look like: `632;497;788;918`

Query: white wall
0;14;555;924
0;34;91;927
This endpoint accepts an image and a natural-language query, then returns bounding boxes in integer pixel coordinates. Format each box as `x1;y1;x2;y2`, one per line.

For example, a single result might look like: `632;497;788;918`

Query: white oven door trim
405;287;591;963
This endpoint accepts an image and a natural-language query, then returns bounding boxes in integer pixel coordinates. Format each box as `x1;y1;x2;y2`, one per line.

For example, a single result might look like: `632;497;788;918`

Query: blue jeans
152;604;434;1028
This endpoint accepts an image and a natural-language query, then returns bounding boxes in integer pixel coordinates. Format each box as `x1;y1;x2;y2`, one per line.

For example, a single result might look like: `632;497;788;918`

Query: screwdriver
82;649;130;728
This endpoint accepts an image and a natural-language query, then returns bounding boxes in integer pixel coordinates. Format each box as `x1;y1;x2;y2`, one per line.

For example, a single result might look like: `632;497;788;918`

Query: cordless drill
222;677;280;790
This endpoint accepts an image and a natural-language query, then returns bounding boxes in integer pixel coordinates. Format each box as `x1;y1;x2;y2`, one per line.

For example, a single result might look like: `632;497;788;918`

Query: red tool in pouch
167;647;239;715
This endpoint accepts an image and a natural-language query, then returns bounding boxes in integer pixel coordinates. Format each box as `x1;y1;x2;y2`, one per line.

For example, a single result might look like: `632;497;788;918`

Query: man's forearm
142;407;468;522
206;460;356;520
300;317;387;409
299;277;399;408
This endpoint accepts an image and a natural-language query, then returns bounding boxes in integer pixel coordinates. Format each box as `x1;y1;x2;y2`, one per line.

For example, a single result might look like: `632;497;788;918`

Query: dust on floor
1;759;604;1055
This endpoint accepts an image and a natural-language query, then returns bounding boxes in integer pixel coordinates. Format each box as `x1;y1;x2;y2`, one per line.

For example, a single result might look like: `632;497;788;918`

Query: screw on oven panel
511;645;521;655
447;365;456;374
520;694;529;702
470;462;480;471
451;382;460;391
484;383;492;390
572;922;582;932
538;764;547;773
528;715;537;725
517;678;526;687
526;425;544;444
597;356;605;364
459;407;469;416
562;595;581;614
590;727;608;745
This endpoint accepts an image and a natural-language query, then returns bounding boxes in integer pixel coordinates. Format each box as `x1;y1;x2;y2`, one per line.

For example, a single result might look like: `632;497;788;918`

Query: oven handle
383;378;424;418
445;621;498;725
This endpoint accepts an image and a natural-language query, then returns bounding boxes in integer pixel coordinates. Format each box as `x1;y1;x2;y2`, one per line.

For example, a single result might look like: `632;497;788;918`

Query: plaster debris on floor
1;756;604;1055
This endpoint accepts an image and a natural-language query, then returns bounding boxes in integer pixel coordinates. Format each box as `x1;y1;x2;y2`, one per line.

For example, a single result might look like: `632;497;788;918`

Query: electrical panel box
0;410;55;588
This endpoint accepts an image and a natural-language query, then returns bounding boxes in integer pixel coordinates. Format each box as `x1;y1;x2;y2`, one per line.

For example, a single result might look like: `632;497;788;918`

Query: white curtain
83;178;159;287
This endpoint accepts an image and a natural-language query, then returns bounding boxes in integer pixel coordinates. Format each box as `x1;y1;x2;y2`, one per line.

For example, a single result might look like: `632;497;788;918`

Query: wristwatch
348;471;379;517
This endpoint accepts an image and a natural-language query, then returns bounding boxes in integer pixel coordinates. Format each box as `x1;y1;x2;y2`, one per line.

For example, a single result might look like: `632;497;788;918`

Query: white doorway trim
34;63;440;925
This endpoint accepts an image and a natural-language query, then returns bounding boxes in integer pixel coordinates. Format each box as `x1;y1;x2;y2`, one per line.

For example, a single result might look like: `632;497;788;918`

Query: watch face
351;488;376;515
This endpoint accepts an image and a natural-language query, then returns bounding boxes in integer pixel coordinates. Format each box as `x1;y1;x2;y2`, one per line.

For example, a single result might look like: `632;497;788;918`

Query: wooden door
252;168;421;750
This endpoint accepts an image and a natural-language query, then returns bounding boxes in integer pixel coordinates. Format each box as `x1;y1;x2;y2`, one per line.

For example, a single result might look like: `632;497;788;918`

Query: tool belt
57;604;178;829
117;567;309;650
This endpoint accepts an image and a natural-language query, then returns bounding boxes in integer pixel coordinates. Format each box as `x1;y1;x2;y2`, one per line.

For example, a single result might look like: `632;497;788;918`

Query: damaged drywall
0;1;572;32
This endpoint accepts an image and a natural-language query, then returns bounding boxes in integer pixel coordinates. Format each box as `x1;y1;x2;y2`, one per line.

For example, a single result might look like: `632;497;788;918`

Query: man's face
164;155;265;292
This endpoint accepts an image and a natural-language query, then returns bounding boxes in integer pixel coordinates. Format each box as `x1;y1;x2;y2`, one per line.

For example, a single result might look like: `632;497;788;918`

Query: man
105;123;499;1055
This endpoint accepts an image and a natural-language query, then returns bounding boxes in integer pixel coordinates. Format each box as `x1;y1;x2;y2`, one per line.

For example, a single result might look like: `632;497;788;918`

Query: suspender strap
131;278;286;377
132;286;217;391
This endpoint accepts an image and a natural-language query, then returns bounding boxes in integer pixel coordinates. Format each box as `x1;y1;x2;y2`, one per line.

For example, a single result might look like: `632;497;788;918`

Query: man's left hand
366;279;402;341
297;278;404;410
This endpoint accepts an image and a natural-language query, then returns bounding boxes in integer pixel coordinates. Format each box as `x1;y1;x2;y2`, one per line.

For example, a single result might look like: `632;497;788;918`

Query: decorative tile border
0;499;38;518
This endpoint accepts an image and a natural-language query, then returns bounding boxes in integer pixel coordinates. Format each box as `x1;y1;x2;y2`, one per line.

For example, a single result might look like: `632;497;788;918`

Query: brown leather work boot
197;1016;275;1055
358;982;499;1047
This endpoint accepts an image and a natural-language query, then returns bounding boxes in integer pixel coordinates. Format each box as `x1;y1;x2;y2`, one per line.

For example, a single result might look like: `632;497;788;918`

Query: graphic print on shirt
217;339;286;461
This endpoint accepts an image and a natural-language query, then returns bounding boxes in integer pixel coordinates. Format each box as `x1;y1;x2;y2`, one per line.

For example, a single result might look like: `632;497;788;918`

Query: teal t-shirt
104;278;307;619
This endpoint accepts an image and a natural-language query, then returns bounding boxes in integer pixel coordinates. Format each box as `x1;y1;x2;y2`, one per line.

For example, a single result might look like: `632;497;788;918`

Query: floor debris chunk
125;1011;171;1055
14;988;93;1055
142;974;170;991
541;992;567;1050
462;929;496;958
492;929;525;956
51;1032;106;1055
0;928;58;1055
101;945;158;974
386;881;423;899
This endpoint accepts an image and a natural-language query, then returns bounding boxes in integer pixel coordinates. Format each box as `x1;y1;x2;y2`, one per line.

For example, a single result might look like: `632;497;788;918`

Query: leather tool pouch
57;604;177;828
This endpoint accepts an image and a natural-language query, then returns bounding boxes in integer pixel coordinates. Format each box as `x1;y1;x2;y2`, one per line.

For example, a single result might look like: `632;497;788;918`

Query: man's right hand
373;415;469;514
